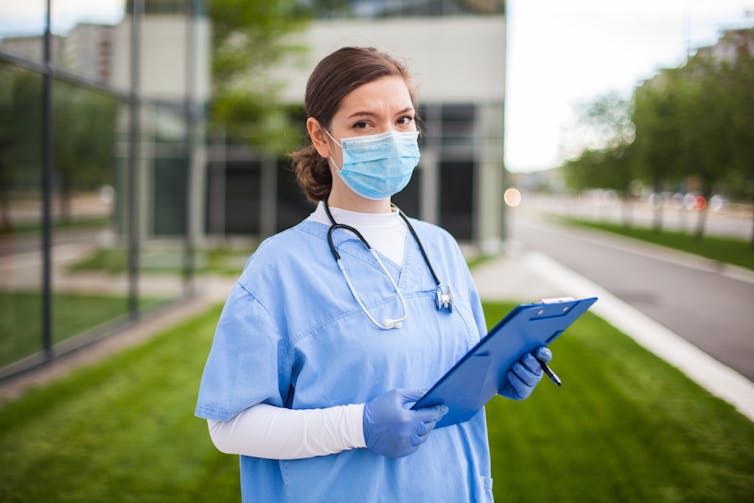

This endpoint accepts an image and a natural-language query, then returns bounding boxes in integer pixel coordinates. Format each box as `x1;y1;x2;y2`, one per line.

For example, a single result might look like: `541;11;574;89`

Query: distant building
64;23;114;83
0;33;65;64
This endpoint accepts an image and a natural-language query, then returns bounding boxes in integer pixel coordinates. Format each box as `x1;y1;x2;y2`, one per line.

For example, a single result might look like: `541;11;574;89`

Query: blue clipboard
412;296;598;428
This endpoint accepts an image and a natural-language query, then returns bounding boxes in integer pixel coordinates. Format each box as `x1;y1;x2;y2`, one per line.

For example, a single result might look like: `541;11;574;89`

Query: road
509;209;754;381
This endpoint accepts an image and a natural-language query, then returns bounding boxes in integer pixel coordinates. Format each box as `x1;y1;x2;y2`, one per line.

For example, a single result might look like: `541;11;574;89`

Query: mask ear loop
323;129;343;172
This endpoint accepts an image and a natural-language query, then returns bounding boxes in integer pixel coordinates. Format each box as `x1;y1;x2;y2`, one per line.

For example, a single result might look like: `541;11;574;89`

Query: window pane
439;161;474;240
0;64;43;368
49;79;131;350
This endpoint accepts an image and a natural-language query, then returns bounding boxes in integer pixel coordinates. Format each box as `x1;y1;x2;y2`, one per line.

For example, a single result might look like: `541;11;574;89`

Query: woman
195;47;551;502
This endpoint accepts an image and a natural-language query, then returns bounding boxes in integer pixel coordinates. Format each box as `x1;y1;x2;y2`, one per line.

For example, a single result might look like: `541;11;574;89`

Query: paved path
511;213;754;380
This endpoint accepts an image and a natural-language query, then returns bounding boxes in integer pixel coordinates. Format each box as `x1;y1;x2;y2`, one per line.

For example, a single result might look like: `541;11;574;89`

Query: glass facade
0;0;207;378
305;0;504;18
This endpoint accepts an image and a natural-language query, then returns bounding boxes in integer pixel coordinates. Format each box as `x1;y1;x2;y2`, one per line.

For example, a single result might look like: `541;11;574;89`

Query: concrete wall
277;16;505;105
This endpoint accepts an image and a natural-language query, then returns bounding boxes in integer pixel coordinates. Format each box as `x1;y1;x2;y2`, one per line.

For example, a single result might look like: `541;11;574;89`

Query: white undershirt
207;202;408;460
306;201;408;266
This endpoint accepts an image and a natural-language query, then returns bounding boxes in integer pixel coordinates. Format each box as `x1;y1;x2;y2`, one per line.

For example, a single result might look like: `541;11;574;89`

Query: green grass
556;216;754;272
0;305;236;502
0;302;752;502
1;216;111;236
484;302;753;502
466;253;497;270
68;247;253;276
0;292;132;368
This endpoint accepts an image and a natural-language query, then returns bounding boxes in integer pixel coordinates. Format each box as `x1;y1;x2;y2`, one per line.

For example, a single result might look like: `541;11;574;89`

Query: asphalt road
509;210;754;381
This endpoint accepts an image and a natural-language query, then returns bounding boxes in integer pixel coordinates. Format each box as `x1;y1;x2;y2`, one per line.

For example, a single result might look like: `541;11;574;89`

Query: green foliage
565;28;754;240
1;303;752;502
52;82;118;193
0;67;117;224
632;68;686;192
563;92;636;197
209;0;310;155
3;69;42;191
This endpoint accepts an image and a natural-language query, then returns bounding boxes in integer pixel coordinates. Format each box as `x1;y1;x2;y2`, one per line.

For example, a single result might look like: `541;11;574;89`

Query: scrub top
195;217;494;502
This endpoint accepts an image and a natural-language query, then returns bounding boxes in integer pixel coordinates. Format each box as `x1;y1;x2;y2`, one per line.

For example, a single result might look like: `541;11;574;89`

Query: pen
536;357;562;387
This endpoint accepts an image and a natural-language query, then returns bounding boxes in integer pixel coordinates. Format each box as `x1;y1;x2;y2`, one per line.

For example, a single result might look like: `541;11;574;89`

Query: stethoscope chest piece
435;283;453;312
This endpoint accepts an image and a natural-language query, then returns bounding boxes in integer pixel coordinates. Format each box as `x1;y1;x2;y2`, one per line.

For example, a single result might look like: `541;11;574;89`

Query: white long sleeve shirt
207;202;407;459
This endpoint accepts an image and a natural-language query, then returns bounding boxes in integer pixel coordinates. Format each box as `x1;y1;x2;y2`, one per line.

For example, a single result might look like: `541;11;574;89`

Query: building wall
112;15;210;101
277;16;505;105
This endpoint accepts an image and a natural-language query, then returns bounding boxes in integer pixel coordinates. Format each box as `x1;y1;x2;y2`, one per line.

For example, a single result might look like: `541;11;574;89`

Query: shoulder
237;221;329;290
406;218;463;254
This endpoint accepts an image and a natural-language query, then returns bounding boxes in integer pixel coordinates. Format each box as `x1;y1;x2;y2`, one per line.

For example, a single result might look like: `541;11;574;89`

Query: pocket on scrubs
454;298;482;346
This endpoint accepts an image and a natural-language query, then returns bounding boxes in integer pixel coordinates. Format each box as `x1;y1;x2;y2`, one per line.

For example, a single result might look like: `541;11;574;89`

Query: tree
724;29;754;247
52;84;117;222
209;0;310;155
578;92;636;224
678;54;734;241
632;68;686;232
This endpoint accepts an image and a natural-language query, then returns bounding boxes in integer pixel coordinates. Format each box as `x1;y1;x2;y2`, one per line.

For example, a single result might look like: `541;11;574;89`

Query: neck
327;187;391;214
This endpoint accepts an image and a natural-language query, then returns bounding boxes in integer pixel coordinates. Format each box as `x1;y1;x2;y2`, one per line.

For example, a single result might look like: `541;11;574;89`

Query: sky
1;0;753;172
506;0;754;172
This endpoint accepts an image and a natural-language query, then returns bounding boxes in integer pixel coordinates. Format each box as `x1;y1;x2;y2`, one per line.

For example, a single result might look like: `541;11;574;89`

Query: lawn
68;246;254;276
1;216;111;236
0;302;752;502
0;291;133;368
556;216;754;272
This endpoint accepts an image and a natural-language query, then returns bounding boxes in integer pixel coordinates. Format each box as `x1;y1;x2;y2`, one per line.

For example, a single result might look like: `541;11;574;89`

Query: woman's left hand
498;346;552;400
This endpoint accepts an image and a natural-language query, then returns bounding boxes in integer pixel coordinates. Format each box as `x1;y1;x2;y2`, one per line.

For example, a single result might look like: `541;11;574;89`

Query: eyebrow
347;107;415;119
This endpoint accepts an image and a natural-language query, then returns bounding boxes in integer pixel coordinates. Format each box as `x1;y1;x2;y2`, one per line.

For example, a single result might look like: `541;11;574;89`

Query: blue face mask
327;130;421;200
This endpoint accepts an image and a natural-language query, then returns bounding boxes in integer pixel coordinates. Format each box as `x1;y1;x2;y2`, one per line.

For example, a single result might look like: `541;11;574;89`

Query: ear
307;117;331;158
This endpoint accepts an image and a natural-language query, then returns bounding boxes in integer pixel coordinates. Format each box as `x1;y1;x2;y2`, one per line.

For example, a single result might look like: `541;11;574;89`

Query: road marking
524;251;754;422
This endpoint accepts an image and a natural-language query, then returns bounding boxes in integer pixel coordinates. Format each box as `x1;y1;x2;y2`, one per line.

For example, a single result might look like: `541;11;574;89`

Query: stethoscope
324;200;453;330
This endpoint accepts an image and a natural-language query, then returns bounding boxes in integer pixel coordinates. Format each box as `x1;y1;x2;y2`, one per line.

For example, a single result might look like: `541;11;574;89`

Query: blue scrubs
196;218;493;502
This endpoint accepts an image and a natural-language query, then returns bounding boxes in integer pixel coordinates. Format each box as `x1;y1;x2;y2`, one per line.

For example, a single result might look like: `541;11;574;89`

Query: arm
208;403;365;460
208;390;448;460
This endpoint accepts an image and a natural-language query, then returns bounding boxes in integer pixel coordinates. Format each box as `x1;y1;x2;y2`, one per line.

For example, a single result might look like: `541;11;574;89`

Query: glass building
0;0;505;377
0;0;209;378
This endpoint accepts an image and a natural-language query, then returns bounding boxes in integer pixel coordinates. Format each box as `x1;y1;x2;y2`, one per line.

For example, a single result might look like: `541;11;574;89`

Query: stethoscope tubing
324;200;452;329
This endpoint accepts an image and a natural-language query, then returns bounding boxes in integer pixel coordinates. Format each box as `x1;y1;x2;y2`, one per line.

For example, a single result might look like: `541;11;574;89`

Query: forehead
336;75;414;115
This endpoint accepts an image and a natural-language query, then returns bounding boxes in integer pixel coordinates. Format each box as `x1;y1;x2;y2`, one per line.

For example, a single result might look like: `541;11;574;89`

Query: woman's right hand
362;389;448;458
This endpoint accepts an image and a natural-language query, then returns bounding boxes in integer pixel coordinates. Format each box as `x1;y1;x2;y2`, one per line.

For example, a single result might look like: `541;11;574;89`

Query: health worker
195;46;553;502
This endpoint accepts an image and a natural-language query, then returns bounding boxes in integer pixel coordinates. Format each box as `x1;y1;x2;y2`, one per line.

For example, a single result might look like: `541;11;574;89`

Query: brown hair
290;47;416;203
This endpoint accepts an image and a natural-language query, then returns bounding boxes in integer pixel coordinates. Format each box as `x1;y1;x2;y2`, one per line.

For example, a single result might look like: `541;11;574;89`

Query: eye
352;120;370;129
397;115;415;126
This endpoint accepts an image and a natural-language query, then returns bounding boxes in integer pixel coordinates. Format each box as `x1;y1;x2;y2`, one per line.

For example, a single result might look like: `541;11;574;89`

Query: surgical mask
326;130;421;200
